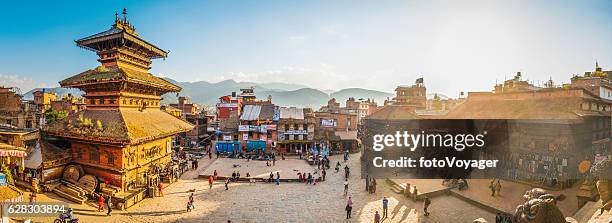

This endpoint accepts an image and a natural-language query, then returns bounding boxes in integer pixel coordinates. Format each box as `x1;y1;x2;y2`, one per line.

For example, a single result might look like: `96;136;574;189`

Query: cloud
0;74;49;93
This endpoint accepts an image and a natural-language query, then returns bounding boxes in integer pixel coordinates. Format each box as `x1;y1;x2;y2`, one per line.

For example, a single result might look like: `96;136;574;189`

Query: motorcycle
54;211;78;223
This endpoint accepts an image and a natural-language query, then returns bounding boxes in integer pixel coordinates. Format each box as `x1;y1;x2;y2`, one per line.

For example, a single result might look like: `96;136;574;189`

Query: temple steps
53;183;87;204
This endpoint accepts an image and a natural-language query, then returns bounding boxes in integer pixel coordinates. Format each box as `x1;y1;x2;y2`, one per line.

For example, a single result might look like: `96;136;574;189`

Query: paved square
200;157;320;180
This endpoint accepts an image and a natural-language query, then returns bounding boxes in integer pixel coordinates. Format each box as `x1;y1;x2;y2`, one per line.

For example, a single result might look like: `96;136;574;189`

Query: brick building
32;90;57;113
277;107;315;154
0;87;41;129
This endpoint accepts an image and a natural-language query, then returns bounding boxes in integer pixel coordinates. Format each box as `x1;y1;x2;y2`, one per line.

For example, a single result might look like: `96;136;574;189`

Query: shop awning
215;141;241;153
0;143;27;157
246;140;266;151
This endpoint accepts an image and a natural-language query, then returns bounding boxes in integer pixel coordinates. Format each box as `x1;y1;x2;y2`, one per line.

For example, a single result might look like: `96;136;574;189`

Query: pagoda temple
43;9;193;207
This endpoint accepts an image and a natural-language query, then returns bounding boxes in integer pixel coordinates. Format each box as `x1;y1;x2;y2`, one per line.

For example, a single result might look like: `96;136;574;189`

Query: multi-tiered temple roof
45;9;193;145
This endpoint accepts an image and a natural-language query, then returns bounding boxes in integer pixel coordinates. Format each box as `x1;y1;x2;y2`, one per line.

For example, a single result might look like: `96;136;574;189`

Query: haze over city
1;0;611;96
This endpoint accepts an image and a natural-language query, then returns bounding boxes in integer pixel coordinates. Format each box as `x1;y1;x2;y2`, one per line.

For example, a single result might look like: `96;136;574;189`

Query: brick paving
20;153;496;223
199;157;316;180
452;179;580;216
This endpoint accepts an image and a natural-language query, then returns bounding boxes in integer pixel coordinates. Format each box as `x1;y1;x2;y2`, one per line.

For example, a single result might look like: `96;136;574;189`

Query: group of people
190;158;199;170
97;193;113;216
297;172;316;184
268;171;281;185
490;179;502;197
365;177;377;194
316;155;331;170
373;197;389;223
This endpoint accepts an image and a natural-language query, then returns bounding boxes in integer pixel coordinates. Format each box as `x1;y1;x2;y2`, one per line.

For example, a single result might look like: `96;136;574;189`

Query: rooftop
44;108;194;145
59;65;181;93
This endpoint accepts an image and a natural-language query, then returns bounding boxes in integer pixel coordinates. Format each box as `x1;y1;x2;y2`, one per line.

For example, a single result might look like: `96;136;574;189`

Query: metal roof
279;107;305;120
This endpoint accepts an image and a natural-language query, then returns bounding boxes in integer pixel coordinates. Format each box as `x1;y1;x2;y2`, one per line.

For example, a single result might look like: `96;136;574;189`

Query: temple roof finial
115;12;119;22
123;8;127;23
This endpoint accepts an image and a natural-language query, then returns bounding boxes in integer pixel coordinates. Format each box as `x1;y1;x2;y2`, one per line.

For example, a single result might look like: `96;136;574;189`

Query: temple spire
122;8;127;23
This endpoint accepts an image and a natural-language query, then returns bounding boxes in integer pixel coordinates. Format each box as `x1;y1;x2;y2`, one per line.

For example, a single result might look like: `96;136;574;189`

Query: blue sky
1;0;611;96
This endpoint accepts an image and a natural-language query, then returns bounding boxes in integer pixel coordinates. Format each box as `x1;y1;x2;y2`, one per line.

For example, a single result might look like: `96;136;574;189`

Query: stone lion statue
590;158;612;214
513;188;566;223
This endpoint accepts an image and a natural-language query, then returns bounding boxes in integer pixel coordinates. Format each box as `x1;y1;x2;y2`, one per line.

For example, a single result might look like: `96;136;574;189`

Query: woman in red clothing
98;194;105;212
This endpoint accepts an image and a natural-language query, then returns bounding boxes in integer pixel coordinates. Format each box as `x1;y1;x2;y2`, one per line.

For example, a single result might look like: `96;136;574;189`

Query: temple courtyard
17;153;562;223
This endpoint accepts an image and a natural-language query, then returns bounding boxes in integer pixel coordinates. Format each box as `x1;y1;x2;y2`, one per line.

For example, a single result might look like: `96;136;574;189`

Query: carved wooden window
89;149;99;162
107;152;115;165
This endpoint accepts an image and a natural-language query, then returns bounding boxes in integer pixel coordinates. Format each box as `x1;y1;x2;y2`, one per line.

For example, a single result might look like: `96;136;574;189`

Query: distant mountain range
22;79;401;109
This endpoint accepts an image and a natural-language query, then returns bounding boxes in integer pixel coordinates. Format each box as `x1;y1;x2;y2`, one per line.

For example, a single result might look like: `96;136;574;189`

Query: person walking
365;175;370;192
490;179;496;197
423;196;431;216
158;182;164;197
382;196;389;218
372;178;377;193
225;178;230;190
208;175;214;189
374;211;381;223
213;170;218;180
495;179;502;197
345;196;353;219
275;172;280;185
98;194;104;212
344;165;350;179
322;169;326;181
106;195;113;216
344;179;349;196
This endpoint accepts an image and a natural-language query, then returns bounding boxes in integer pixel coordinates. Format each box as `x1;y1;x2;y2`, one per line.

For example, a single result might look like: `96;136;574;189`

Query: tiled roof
60;66;181;92
44;109;193;145
445;91;605;120
366;105;421;120
76;27;123;43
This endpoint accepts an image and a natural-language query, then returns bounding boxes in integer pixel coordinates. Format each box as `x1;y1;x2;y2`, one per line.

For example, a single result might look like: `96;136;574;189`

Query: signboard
285;130;308;135
216;102;238;108
239;125;250;132
223;135;232;141
0;173;6;186
321;119;336;127
261;125;277;131
243;134;249;140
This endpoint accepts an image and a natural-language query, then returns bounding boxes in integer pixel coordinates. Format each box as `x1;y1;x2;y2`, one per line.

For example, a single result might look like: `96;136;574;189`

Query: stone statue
590;158;612;214
513;188;566;223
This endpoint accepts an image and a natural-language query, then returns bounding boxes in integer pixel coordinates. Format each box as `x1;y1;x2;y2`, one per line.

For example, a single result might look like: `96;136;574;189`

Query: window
109;99;116;104
107;153;115;165
90;99;96;105
26;120;32;128
99;99;104;104
89;149;100;162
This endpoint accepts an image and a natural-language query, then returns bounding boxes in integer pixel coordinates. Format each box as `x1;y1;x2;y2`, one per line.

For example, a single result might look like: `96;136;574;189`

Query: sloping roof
445;91;606;119
280;107;305;119
76;27;123;43
44;109;193;145
240;105;261;121
258;104;276;120
60;65;181;92
0;126;38;135
75;26;168;58
366;105;421;120
0;143;25;151
240;104;276;121
24;143;42;169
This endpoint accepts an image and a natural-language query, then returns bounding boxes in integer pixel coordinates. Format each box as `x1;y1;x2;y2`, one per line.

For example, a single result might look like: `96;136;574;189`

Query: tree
44;109;68;123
